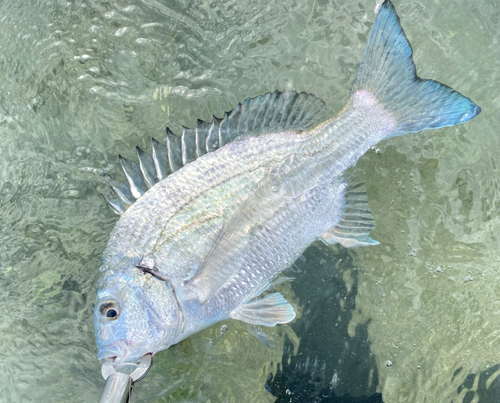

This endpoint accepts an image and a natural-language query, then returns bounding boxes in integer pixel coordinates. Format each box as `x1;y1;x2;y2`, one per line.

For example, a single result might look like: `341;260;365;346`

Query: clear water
0;0;497;402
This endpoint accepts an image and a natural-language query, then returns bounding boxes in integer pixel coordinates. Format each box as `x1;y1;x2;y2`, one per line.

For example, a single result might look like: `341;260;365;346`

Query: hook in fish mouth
101;353;153;383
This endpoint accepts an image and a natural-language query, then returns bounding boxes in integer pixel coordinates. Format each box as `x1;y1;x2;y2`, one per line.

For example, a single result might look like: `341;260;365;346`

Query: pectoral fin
320;229;378;247
230;292;296;327
320;182;379;247
184;222;251;304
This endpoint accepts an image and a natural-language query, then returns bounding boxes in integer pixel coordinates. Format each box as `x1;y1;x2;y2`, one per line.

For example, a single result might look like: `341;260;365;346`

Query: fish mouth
98;339;144;364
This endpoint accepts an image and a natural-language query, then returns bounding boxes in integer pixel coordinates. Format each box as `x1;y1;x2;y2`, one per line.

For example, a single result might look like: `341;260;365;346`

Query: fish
94;0;480;365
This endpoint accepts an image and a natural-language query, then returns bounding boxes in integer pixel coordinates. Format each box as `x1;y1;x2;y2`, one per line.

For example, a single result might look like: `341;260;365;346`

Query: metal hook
99;354;152;403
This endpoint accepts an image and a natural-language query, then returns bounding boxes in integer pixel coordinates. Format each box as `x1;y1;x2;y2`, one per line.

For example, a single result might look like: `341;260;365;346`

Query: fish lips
98;339;146;364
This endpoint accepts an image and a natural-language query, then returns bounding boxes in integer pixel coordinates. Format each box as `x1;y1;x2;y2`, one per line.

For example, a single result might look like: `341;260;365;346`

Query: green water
0;0;497;402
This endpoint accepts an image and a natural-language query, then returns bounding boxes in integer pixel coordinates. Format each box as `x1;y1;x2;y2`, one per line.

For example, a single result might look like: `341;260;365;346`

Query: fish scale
103;130;308;274
188;92;395;313
94;0;480;365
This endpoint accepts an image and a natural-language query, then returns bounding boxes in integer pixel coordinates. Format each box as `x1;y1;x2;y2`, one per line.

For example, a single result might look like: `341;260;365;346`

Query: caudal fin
350;0;480;136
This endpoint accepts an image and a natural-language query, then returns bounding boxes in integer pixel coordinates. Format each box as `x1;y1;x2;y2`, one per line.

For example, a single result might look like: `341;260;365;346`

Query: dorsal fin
103;90;328;214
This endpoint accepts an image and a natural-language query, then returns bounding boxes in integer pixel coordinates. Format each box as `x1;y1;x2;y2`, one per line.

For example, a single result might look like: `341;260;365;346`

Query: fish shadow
265;244;383;402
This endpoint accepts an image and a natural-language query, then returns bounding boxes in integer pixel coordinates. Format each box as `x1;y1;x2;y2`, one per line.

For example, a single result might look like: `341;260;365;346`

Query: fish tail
350;0;480;136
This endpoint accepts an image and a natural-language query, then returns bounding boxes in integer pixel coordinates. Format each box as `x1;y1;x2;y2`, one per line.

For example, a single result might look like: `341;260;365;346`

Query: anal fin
230;292;295;327
320;182;379;248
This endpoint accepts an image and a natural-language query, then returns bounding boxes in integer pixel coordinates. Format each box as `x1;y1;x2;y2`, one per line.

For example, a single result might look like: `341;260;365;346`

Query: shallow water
0;0;497;402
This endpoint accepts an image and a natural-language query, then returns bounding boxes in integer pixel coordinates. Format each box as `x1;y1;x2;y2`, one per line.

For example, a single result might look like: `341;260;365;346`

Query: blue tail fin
350;0;480;136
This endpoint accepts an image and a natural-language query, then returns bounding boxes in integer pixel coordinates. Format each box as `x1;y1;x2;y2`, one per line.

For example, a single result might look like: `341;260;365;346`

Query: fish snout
98;339;135;363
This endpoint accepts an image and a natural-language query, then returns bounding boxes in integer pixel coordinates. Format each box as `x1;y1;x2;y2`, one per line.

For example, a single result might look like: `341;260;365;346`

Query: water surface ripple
0;0;497;402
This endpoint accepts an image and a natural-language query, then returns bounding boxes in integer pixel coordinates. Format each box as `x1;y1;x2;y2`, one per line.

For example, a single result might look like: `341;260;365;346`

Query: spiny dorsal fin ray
196;119;211;157
103;90;328;214
119;155;147;199
103;174;135;215
166;129;183;173
206;116;222;152
181;126;197;165
101;193;126;215
136;146;157;188
320;182;379;247
151;138;169;181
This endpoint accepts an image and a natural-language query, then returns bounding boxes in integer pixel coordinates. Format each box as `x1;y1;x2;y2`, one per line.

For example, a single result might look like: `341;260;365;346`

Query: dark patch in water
265;244;500;402
456;363;500;403
266;244;383;402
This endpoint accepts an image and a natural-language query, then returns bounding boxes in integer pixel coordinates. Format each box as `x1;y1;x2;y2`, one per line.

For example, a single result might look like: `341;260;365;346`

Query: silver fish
94;0;480;364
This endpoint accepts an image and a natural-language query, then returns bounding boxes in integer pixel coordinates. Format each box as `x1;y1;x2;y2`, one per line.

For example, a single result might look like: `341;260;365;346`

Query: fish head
94;260;180;364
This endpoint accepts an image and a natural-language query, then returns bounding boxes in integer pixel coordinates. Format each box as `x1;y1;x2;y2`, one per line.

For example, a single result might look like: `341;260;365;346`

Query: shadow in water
456;364;500;403
265;244;500;402
266;244;383;402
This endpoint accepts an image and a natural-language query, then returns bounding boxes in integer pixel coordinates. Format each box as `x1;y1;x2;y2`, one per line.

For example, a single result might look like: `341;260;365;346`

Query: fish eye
99;300;120;321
